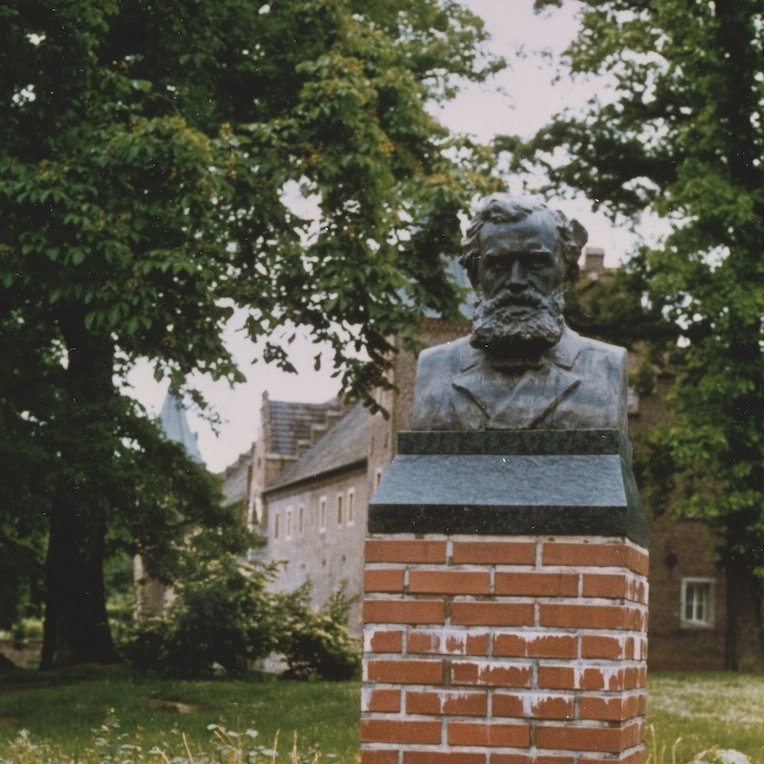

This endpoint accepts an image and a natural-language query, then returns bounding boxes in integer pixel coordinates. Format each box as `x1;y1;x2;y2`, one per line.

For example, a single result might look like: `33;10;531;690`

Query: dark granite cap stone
369;430;647;548
397;429;632;463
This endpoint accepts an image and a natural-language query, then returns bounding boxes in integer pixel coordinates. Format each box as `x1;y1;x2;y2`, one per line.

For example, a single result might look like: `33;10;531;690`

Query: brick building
225;249;727;670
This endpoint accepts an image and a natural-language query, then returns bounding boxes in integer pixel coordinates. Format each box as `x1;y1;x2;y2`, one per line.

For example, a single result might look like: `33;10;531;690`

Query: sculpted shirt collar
453;326;583;429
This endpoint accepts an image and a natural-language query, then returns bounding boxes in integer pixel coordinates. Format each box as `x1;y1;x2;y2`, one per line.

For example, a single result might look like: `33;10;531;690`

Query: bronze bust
411;195;628;433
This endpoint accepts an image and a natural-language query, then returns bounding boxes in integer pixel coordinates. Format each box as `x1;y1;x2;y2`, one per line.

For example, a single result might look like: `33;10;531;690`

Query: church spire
159;392;204;465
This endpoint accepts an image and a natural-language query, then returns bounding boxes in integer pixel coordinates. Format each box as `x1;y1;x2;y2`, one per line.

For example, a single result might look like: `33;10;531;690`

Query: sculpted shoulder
568;333;628;386
578;333;627;357
411;336;472;430
555;330;628;432
569;332;627;366
416;336;471;372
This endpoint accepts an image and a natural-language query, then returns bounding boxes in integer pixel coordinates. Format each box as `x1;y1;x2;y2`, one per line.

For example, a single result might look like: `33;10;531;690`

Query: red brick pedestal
361;534;648;763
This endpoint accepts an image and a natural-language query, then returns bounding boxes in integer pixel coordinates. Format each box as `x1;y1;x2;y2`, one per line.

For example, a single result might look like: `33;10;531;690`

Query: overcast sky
129;0;637;473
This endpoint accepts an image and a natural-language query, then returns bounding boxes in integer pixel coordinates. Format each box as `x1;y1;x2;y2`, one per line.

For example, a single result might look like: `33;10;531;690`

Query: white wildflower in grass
649;675;764;725
0;715;330;763
689;750;752;764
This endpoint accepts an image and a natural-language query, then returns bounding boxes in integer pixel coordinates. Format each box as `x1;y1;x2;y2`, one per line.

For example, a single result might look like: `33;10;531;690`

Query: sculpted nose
507;259;525;290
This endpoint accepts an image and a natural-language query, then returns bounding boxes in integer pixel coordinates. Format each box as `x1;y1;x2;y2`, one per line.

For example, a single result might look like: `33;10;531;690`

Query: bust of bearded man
411;195;628;433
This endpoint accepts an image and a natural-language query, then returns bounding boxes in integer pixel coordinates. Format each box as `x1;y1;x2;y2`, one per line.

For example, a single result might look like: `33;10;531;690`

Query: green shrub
125;555;279;676
125;559;359;680
277;584;360;681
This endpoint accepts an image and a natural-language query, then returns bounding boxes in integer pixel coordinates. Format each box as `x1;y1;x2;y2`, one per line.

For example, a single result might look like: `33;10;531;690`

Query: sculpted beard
470;287;565;360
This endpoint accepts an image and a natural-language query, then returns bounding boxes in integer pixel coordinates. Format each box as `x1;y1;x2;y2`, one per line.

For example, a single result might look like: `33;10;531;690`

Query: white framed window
298;505;304;534
680;578;715;628
319;496;327;534
286;508;292;540
273;511;279;540
374;467;383;490
336;493;344;525
347;489;355;526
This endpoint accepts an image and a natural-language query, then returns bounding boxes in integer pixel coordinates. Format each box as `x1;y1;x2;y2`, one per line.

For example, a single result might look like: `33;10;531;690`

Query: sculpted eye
527;251;553;271
524;258;544;272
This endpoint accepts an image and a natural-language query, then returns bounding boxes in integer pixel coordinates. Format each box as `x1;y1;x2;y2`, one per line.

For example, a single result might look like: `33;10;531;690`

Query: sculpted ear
569;218;588;249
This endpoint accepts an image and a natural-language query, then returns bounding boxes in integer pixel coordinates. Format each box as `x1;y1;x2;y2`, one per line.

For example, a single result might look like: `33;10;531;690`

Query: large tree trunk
40;319;118;668
725;553;764;672
41;495;116;668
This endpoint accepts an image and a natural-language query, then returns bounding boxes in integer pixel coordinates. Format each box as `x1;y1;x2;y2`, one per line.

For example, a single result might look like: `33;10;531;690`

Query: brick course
361;534;648;762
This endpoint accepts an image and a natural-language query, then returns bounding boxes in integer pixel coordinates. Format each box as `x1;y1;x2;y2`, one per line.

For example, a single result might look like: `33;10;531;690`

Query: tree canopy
0;0;504;665
503;0;763;668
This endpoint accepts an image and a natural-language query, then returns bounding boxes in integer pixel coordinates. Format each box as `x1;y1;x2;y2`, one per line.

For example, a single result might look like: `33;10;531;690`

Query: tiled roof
268;398;340;454
265;402;370;492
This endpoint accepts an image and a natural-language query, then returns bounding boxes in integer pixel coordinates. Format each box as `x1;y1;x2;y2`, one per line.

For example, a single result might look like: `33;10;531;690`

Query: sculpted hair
459;194;588;288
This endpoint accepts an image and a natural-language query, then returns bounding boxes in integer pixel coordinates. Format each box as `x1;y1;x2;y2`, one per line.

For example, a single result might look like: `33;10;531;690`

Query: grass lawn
1;668;763;762
0;666;360;760
647;672;764;763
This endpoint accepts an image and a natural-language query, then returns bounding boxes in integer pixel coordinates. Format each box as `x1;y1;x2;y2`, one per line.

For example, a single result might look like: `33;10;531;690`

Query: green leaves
0;0;505;660
513;0;764;664
127;556;359;679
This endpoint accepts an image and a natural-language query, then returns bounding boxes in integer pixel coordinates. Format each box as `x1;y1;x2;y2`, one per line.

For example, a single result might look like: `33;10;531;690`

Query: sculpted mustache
480;290;557;311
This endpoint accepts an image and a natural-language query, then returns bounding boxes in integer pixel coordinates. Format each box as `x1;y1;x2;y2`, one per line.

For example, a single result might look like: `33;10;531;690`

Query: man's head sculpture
410;194;628;432
459;195;588;289
460;195;589;369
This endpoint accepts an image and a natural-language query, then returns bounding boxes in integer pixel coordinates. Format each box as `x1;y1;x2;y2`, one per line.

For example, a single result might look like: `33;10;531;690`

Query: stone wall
261;464;370;632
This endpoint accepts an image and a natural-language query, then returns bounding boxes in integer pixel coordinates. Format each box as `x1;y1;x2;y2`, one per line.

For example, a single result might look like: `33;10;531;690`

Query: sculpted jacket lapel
450;328;583;429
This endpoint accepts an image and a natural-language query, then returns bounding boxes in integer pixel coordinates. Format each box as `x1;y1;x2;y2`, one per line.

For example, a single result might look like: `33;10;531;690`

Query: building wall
647;515;726;670
249;438;296;526
261;465;370;632
628;376;727;669
221;446;254;507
